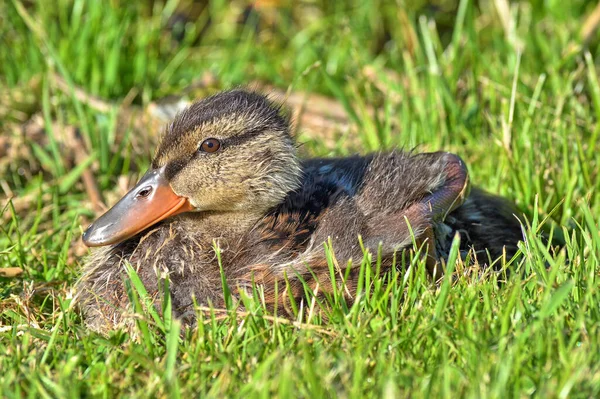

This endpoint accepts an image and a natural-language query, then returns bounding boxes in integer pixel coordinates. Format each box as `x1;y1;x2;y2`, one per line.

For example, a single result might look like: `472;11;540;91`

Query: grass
1;0;600;396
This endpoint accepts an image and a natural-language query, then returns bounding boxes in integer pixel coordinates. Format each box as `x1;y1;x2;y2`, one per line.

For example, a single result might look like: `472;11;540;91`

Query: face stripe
164;157;192;180
221;126;265;147
151;90;290;172
162;127;276;180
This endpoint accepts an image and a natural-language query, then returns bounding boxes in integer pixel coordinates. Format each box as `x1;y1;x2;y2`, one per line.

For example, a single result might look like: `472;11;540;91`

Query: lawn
1;0;600;397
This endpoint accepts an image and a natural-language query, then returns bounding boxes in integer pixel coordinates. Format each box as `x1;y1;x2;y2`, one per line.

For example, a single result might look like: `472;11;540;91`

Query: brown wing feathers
237;151;471;313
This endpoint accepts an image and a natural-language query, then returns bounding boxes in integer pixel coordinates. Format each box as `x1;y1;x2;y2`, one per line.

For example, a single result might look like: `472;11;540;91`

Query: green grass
1;0;600;396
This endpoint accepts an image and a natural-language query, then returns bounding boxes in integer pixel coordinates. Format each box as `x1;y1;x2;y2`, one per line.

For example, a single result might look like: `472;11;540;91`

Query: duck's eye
199;138;221;153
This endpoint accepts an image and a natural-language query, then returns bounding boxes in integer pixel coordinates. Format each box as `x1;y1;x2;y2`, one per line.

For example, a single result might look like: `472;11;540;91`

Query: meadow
1;0;599;397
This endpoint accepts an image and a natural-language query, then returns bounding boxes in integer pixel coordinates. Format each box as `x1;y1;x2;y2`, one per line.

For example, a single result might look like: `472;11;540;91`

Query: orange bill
82;166;193;247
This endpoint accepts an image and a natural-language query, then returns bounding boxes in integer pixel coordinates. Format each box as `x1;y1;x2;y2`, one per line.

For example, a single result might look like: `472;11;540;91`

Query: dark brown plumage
77;89;523;333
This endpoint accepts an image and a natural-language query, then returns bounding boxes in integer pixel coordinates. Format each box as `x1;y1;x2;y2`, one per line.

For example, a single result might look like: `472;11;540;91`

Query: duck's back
253;156;372;249
248;152;522;268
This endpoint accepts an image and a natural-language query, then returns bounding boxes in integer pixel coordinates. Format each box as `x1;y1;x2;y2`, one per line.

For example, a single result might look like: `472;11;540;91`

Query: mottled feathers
76;89;523;333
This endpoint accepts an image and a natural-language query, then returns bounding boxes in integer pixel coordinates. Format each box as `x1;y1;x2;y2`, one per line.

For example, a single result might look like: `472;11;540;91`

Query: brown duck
77;89;522;333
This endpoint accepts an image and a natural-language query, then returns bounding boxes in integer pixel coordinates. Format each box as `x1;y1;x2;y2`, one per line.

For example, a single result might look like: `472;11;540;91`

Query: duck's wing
241;151;472;311
249;155;374;255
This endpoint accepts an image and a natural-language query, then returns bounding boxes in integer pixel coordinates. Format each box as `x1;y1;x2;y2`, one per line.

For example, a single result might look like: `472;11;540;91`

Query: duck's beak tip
82;225;93;246
82;221;116;247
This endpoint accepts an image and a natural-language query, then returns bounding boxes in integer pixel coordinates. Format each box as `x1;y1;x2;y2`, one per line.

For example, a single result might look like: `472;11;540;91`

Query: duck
76;89;523;333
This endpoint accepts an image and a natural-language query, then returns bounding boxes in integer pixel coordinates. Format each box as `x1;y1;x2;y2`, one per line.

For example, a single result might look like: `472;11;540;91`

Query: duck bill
82;166;193;247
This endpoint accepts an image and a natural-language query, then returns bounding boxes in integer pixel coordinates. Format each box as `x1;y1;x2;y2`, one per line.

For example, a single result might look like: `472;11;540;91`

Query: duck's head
83;90;301;247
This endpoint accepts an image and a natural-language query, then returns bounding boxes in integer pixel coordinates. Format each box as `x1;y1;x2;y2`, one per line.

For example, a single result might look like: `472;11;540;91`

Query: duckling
77;89;522;333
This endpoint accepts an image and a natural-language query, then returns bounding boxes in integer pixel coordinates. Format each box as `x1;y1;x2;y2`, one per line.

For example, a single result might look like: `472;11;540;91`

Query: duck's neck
175;210;263;241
